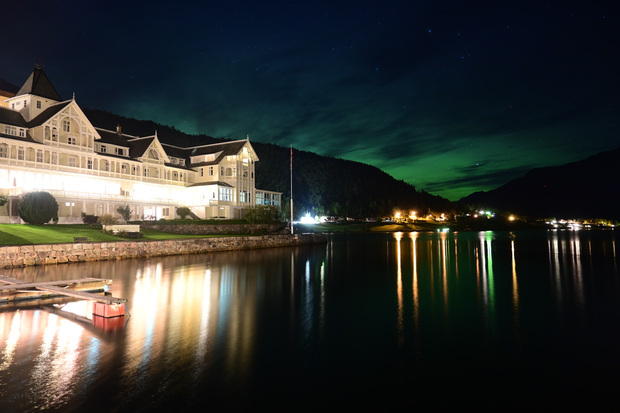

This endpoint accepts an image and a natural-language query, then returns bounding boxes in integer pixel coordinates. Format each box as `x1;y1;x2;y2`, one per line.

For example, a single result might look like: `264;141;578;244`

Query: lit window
219;187;232;201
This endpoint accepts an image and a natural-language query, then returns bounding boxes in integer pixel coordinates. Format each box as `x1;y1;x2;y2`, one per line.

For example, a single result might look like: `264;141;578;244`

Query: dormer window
115;148;124;156
100;145;107;153
37;101;41;109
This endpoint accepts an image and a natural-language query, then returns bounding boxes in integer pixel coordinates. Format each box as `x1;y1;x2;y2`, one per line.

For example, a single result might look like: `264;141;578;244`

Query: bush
0;195;7;207
99;214;118;225
244;206;280;224
176;206;191;219
17;192;59;225
81;212;99;225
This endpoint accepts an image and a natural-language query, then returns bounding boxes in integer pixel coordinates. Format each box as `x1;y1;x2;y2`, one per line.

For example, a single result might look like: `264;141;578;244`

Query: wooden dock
0;276;126;308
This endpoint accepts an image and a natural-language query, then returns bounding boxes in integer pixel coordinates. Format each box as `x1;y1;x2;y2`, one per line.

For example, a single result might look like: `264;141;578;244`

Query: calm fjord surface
1;230;619;411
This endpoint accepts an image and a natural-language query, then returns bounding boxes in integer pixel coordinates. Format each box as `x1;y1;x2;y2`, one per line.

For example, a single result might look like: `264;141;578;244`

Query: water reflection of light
195;269;211;371
571;234;585;306
479;232;496;333
27;312;84;409
395;232;404;345
511;241;519;310
440;230;448;311
0;310;21;371
409;232;421;356
125;262;167;387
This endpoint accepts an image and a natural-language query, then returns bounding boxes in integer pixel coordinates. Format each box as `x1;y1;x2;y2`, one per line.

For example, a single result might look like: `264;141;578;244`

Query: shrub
0;195;7;207
117;204;132;223
176;206;191;219
244;206;280;224
99;214;118;225
17;192;59;225
81;212;99;225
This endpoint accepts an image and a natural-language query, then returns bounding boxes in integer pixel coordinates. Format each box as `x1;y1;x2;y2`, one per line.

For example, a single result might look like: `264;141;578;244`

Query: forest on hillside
84;109;455;219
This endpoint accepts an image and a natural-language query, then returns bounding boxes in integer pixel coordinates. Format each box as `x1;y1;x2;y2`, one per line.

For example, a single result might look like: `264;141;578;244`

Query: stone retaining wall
0;233;327;268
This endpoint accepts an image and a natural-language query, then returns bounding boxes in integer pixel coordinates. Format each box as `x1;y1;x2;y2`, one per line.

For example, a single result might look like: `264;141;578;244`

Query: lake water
1;230;619;411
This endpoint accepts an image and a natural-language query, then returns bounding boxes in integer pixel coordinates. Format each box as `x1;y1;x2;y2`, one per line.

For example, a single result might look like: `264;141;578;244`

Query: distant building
0;66;281;223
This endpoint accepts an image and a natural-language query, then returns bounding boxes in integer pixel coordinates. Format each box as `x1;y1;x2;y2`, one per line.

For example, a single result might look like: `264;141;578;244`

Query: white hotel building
0;67;281;223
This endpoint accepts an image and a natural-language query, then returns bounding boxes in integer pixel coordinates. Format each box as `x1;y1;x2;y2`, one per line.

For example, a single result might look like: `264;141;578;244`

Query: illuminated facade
0;67;281;223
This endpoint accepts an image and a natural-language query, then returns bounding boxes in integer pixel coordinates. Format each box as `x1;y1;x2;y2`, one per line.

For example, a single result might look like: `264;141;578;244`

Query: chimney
116;125;122;135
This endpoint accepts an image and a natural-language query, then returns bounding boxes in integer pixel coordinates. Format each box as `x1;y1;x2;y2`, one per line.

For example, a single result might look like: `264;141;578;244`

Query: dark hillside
461;146;620;219
83;109;454;218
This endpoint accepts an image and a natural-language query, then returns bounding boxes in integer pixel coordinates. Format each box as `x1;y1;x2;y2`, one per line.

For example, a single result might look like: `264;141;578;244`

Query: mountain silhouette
460;146;620;219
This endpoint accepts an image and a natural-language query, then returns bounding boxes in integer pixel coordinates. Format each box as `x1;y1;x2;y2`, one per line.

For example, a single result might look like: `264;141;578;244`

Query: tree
176;206;191;219
0;195;7;207
117;204;132;223
17;192;59;225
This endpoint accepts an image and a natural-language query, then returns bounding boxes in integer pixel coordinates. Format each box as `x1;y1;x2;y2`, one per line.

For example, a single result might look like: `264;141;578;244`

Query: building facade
0;67;281;223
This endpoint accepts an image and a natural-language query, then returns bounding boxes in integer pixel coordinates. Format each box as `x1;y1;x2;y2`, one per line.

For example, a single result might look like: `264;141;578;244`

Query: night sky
2;1;618;200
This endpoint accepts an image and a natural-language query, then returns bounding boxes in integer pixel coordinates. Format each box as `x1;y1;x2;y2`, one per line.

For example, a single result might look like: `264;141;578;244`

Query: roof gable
27;100;72;127
128;135;170;162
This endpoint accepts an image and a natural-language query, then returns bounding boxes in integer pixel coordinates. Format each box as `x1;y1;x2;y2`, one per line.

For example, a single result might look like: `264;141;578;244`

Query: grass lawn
0;224;224;246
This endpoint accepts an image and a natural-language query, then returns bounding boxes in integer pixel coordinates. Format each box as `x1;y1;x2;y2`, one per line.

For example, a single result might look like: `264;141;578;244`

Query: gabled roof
160;143;187;160
127;137;155;158
162;139;251;167
16;66;62;101
95;127;132;147
0;106;27;127
189;181;234;188
27;100;72;127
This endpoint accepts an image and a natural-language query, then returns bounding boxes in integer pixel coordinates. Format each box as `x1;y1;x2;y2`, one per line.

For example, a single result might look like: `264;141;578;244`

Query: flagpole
290;145;294;235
